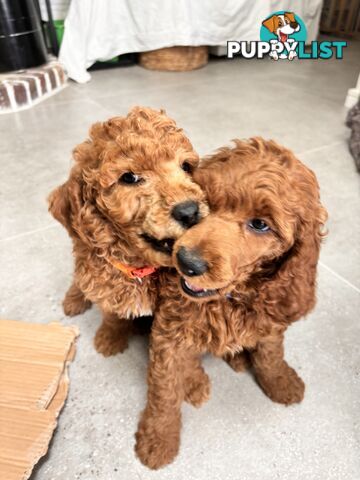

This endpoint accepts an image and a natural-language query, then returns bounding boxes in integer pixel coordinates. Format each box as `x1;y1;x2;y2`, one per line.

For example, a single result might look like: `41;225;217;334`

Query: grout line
296;141;344;157
0;223;59;243
319;260;360;294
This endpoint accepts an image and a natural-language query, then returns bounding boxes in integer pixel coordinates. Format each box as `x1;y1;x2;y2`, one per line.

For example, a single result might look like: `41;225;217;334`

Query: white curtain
59;0;323;83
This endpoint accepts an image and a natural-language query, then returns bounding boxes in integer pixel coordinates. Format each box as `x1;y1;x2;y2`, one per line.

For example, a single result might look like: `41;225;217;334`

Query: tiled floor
1;38;360;480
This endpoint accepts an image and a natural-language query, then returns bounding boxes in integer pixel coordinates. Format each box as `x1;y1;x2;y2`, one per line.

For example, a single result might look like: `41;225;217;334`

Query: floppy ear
272;173;327;319
48;181;72;235
262;15;277;33
284;12;296;23
48;171;115;251
48;172;85;238
49;124;121;252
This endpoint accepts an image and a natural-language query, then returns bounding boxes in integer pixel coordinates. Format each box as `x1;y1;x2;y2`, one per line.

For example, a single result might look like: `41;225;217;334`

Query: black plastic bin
0;0;48;73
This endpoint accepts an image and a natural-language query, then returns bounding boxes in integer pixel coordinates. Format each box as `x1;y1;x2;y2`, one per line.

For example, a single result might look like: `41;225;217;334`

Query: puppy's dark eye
119;172;142;184
181;161;193;174
248;219;270;233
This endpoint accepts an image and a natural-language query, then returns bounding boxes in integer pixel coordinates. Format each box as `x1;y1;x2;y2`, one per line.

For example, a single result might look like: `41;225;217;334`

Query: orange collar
107;257;157;279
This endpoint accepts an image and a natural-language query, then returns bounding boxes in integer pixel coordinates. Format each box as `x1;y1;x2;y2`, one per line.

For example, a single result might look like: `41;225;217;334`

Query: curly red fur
135;138;327;469
48;106;207;355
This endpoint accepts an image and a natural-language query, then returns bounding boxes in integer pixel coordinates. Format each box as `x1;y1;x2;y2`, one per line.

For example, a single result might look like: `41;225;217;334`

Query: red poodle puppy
135;138;327;469
48;107;208;355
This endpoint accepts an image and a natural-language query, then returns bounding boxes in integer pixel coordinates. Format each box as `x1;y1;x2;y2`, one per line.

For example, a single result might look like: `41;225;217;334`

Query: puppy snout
172;201;200;228
176;246;208;277
290;21;298;29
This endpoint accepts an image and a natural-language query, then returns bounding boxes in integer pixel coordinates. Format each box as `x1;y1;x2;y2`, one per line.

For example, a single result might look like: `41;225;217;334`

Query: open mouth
180;277;217;298
280;32;288;42
141;233;175;255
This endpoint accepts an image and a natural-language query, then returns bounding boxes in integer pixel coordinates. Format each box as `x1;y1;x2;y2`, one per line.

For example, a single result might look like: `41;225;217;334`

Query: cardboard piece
0;319;79;480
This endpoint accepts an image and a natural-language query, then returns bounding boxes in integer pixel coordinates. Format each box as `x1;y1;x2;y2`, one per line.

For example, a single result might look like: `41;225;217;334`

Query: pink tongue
280;32;287;42
187;282;204;292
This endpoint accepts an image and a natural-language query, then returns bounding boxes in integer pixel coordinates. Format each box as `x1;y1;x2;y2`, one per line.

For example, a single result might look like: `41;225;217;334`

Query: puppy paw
184;371;211;408
63;286;91;317
135;422;180;470
257;365;305;405
224;351;250;373
288;51;296;61
94;324;129;356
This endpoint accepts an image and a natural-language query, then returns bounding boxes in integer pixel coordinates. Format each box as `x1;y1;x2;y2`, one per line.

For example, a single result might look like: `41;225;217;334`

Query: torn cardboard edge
0;319;79;480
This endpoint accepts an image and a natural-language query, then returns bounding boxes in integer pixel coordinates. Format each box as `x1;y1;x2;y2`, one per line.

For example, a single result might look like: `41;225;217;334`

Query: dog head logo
260;11;307;61
262;12;300;42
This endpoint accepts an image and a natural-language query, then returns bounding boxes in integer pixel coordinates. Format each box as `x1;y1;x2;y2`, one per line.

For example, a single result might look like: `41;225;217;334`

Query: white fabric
59;0;323;83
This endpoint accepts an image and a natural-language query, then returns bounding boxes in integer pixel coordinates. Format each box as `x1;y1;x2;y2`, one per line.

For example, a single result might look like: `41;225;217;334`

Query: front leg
250;334;305;405
135;332;188;469
94;311;132;356
63;282;92;316
183;354;210;408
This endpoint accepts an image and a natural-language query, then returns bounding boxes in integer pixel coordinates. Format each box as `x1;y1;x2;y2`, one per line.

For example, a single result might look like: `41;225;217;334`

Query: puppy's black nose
176;246;208;277
172;201;200;228
290;21;298;29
